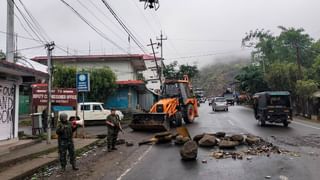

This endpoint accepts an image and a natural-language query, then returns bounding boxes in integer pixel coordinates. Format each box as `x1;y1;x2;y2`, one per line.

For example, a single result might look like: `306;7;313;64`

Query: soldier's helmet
60;113;68;122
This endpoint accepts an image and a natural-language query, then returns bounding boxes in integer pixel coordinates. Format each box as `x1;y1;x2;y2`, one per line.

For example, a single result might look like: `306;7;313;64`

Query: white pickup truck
57;102;124;122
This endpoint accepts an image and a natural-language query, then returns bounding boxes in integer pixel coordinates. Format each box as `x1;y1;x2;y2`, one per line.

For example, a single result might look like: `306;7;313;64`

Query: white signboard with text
0;80;15;140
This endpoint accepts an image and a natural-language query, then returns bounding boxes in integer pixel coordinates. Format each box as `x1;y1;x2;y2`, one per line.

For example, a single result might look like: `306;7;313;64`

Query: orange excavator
130;75;199;131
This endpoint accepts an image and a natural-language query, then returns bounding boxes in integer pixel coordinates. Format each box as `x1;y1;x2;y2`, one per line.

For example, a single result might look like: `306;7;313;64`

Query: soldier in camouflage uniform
106;108;123;152
56;113;79;171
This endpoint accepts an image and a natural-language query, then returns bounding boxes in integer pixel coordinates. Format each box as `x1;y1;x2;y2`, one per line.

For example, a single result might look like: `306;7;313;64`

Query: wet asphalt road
119;104;320;180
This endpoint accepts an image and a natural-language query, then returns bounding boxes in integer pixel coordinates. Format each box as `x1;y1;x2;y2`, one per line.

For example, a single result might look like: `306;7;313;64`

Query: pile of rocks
139;131;287;161
191;132;288;160
193;132;249;149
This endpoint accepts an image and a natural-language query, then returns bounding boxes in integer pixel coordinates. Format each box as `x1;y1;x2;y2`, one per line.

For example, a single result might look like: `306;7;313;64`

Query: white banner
0;80;15;140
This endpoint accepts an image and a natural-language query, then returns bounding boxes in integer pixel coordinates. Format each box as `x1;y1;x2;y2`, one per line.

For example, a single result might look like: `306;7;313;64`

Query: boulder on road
218;140;239;149
180;141;198;160
246;136;261;145
199;134;217;147
193;133;205;143
215;132;226;138
231;134;244;142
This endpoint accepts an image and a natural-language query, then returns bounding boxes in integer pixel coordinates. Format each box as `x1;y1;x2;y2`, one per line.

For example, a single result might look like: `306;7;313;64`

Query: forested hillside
193;57;250;96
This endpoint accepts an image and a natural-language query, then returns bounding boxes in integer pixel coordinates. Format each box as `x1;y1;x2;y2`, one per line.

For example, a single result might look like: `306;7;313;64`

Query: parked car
253;91;292;127
212;97;228;112
57;102;124;123
224;93;235;105
199;97;206;103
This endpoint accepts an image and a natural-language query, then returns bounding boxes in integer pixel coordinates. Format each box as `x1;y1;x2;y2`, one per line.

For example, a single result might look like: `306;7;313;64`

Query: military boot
72;164;79;171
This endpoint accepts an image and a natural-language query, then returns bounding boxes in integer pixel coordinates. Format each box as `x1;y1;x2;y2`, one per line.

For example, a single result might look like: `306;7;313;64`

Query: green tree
177;64;199;80
53;65;77;88
277;26;313;73
264;63;301;95
296;80;318;98
235;65;268;94
163;61;178;79
53;65;117;102
242;27;315;76
163;61;199;80
310;55;320;84
85;67;117;102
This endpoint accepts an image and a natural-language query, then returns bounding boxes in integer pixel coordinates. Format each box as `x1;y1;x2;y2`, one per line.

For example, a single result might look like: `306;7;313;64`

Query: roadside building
0;59;47;142
32;54;157;111
142;55;162;94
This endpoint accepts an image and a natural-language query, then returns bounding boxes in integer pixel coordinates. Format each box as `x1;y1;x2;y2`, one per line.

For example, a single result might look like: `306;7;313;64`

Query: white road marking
292;121;320;130
227;119;235;126
117;146;152;180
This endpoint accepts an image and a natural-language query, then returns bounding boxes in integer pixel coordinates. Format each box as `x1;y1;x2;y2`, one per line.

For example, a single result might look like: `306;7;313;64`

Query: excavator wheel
183;104;195;124
174;111;183;127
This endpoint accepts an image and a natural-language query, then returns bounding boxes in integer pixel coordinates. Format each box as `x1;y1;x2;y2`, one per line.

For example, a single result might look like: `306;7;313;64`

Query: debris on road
218;140;239;149
138;138;158;146
195;132;294;160
193;133;205;143
245;135;261;145
180;140;198;160
198;134;217;147
202;160;207;163
215;132;226;138
231;134;244;143
212;151;224;159
126;141;134;146
265;175;272;179
154;132;172;138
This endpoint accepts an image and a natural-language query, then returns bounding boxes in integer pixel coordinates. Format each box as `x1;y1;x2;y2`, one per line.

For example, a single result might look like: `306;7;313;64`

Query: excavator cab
129;76;199;131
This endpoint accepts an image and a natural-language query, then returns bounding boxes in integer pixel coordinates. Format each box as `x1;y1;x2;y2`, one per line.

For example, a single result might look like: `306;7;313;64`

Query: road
118;104;320;180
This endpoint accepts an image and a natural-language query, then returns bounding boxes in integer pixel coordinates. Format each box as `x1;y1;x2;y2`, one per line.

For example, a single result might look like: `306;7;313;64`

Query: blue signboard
76;73;90;92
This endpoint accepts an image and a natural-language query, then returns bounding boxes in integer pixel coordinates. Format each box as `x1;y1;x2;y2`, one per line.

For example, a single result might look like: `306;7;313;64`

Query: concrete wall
0;79;20;141
142;60;161;92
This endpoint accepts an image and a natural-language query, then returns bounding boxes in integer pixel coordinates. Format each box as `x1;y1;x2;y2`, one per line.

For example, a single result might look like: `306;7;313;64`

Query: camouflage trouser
58;140;76;168
107;128;119;149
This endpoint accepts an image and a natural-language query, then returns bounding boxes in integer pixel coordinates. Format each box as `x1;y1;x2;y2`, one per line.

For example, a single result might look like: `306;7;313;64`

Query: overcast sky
1;0;320;67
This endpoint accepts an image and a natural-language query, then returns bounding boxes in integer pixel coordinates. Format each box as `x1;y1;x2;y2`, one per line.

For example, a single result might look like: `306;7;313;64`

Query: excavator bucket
176;126;191;138
129;113;170;132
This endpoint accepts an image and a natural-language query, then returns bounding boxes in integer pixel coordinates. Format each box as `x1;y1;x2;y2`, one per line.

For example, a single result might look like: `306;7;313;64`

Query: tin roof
0;60;48;78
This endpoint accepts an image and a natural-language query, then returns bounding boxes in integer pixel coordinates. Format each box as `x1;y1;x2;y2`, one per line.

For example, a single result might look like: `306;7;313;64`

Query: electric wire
59;0;127;53
13;1;48;43
101;0;147;53
75;0;128;46
18;0;51;41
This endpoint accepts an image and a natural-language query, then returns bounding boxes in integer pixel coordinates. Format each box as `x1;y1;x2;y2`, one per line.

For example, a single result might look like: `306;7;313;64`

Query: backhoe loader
129;76;199;131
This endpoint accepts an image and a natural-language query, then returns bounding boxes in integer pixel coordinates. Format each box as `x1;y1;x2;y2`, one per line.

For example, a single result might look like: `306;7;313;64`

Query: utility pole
148;39;162;85
6;0;15;62
156;31;167;82
46;42;55;144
